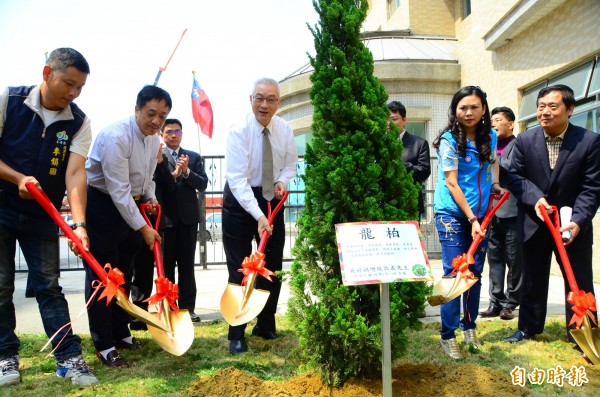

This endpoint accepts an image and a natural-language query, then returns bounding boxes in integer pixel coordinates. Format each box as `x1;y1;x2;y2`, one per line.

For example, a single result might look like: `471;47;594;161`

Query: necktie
172;150;178;163
546;137;562;169
262;128;274;201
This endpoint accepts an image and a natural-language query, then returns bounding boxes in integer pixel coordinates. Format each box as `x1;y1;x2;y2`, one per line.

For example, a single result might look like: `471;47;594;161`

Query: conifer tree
288;0;430;386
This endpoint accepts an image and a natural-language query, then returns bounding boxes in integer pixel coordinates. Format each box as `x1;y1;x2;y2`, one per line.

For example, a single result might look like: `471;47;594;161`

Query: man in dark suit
504;85;600;343
388;101;431;216
159;119;208;323
479;107;522;321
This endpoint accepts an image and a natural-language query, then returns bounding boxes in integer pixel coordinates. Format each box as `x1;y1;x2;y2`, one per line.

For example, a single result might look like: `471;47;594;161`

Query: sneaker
0;355;20;387
440;338;463;359
56;355;99;386
462;329;482;352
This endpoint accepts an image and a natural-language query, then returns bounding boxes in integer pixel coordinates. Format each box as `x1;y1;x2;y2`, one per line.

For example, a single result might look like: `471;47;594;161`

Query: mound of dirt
186;364;528;397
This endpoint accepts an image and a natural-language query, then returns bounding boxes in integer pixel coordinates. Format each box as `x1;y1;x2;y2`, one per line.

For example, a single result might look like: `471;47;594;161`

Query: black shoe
479;307;502;318
499;308;515;320
503;330;533;343
251;325;279;340
189;312;201;324
129;320;147;331
115;337;141;350
95;350;129;367
229;339;248;355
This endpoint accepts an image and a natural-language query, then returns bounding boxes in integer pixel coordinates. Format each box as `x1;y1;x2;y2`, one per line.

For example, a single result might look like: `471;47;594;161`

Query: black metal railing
15;155;441;271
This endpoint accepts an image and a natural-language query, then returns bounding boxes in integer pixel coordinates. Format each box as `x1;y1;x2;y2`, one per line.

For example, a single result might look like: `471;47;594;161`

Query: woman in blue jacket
433;86;500;359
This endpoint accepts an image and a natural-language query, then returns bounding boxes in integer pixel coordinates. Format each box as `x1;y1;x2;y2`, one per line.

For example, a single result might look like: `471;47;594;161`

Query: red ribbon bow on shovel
97;264;126;305
145;276;180;313
240;252;276;286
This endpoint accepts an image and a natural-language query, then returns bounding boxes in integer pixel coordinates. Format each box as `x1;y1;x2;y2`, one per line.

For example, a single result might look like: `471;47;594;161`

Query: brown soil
186;363;537;397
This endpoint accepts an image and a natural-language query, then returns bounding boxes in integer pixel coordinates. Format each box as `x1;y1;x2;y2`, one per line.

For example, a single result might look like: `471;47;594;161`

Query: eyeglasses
163;129;182;135
252;96;279;106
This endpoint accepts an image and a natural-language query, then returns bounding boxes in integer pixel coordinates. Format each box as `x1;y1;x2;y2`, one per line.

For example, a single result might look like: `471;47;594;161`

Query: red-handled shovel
428;191;511;306
220;191;289;326
25;182;169;331
540;204;600;364
139;203;194;356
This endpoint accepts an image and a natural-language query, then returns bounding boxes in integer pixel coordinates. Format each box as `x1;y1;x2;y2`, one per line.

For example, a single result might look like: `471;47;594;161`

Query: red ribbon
97;264;125;305
567;290;598;328
450;254;476;280
144;277;180;313
238;251;277;286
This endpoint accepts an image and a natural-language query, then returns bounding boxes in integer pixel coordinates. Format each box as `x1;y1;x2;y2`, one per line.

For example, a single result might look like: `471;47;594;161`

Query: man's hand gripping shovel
541;204;600;364
220;191;289;326
140;203;194;356
428;191;510;306
25;182;170;332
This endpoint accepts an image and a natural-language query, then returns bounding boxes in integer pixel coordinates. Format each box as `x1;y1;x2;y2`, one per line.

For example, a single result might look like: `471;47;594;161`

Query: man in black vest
0;48;98;387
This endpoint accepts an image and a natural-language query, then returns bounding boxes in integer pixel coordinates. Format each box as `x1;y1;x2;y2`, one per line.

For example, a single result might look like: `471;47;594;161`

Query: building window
406;122;427;140
387;0;400;19
519;56;600;133
462;0;472;18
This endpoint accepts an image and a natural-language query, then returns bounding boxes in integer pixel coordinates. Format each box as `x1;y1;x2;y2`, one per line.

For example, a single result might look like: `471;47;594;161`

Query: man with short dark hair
84;85;169;367
504;85;600;343
480;107;522;321
159;118;208;323
0;47;98;387
388;100;431;216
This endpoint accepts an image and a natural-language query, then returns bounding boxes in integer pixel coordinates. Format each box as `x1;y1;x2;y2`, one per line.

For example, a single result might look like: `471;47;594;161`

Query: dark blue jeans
0;207;81;361
436;214;489;340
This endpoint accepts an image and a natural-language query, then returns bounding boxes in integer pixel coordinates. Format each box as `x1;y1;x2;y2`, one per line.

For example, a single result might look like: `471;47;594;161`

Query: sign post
335;221;433;397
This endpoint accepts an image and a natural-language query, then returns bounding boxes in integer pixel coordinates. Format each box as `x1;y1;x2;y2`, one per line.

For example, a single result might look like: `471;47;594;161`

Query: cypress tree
288;0;430;387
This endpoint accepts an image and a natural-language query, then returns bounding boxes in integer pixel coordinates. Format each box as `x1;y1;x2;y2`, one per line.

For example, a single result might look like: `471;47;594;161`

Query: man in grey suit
160;119;208;323
388;101;431;216
480;107;522;320
504;85;600;343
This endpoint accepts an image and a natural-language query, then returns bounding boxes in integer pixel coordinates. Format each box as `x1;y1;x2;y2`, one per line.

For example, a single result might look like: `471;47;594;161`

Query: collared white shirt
225;113;298;220
0;86;92;157
86;115;159;230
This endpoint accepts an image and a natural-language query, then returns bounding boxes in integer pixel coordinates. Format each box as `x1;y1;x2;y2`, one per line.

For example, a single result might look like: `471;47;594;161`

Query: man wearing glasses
156;119;207;324
223;77;298;354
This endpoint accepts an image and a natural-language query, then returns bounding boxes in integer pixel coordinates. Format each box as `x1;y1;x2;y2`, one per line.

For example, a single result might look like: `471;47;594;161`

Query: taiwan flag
191;76;213;138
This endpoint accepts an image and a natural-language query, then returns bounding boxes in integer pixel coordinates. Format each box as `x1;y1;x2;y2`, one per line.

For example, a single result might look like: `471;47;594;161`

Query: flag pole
153;28;187;86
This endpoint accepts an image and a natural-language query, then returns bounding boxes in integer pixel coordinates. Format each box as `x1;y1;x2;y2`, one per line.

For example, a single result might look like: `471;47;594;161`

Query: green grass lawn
4;315;599;396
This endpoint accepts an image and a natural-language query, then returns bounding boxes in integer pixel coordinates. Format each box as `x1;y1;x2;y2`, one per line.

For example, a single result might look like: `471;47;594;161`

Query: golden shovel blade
427;273;479;306
114;290;170;332
147;300;194;356
570;315;600;365
220;282;270;326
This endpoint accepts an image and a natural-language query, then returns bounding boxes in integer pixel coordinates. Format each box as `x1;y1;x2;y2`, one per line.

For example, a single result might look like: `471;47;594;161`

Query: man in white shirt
84;85;168;367
223;77;298;354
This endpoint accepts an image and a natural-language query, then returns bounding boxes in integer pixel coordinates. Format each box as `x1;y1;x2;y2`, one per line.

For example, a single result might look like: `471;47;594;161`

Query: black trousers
518;226;595;337
83;186;143;351
162;222;198;312
486;216;522;310
222;183;285;340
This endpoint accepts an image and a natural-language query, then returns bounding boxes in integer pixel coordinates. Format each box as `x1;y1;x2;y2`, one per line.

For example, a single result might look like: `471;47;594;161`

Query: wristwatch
71;222;86;229
468;217;478;224
183;168;190;177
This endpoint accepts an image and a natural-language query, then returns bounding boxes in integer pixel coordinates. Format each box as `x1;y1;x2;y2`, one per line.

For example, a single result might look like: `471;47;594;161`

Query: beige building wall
408;0;455;36
454;0;600;132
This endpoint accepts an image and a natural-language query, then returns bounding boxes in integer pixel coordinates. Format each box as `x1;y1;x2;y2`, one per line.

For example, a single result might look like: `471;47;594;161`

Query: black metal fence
15;155;440;271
